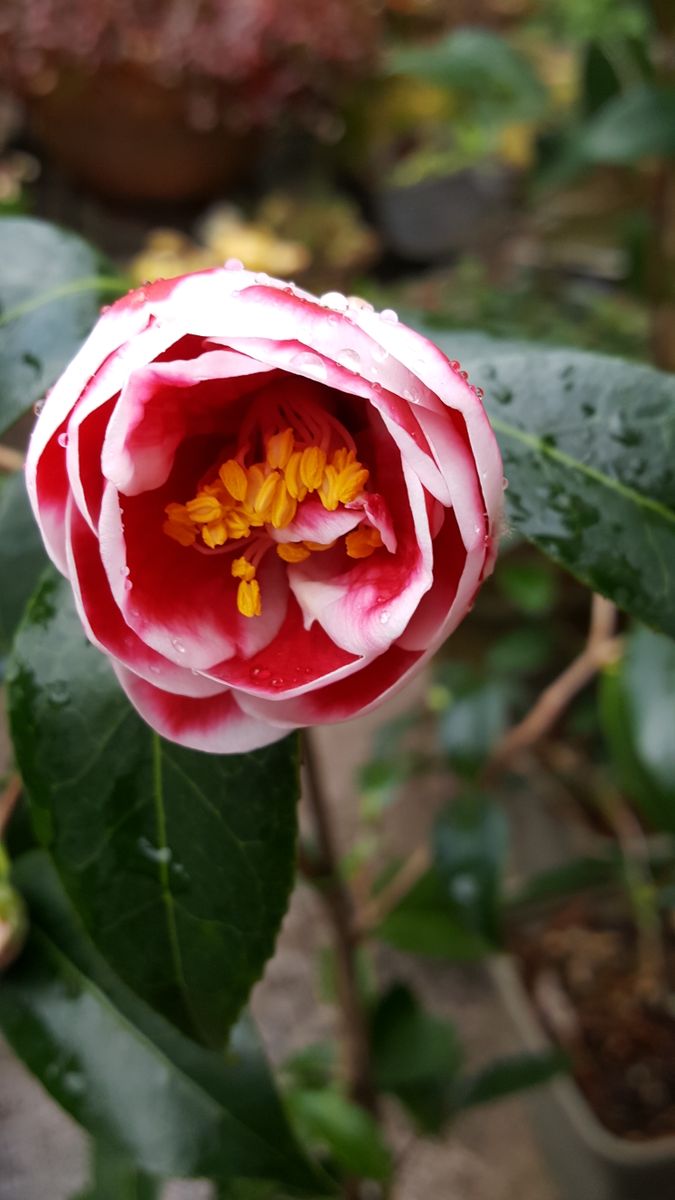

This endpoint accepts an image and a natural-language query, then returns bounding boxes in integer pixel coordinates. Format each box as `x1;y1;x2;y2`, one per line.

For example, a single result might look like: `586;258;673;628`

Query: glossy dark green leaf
578;86;675;163
433;794;507;947
8;573;300;1046
456;1051;566;1109
387;29;546;119
432;333;675;638
0;217;124;435
580;42;622;118
375;867;492;960
370;984;462;1133
286;1090;391;1183
0;471;48;660
600;625;675;834
0;853;332;1194
72;1141;160;1200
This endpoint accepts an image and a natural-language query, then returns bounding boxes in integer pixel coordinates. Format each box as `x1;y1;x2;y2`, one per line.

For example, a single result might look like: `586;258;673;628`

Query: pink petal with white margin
270;498;363;546
345;306;503;550
101;350;273;496
289;455;432;659
114;664;291;753
66;499;224;698
98;445;288;670
236;642;424;728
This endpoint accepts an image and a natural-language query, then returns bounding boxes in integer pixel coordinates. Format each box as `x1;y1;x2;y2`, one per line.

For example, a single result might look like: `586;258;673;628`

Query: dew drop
459;370;469;380
123;579;133;593
271;676;284;688
380;308;398;323
47;681;69;707
292;351;327;381
255;271;272;284
502;477;509;491
57;431;68;448
320;291;349;311
33;399;45;415
473;386;485;399
149;665;161;675
256;667;271;682
137;836;172;866
171;637;186;655
250;666;262;677
224;257;244;270
449;360;461;371
379;610;390;625
119;565;130;577
100;304;111;314
373;345;389;364
337;348;361;371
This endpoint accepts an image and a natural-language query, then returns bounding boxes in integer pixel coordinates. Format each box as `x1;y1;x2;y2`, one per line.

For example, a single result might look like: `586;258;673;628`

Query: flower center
163;398;383;617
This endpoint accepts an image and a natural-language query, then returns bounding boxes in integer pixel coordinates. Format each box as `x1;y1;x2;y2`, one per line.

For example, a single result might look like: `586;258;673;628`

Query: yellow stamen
300;446;327;492
237;578;262;617
277;542;311;563
318;465;340;511
269;480;297;529
284;450;309;502
202;519;228;549
219;459;247;502
225;510;251;539
163;502;197;546
345;526;383;559
253;470;282;520
186;493;223;524
267;428;295;470
231;556;256;582
335;463;369;504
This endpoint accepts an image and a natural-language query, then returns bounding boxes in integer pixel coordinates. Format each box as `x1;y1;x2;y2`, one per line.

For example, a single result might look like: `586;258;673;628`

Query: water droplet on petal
379;610;390;625
171;638;186;655
120;565;130;577
255;271;272;284
33;399;45;415
123;579;133;593
320;291;349;312
57;431;68;448
380;308;398;323
224;257;244;270
373;345;389;364
250;666;261;677
502;477;509;491
337;348;361;371
271;676;284;688
292;351;327;381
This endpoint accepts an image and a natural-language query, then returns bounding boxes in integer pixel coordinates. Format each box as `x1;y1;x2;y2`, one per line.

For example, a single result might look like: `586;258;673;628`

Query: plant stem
489;595;620;768
302;731;378;1116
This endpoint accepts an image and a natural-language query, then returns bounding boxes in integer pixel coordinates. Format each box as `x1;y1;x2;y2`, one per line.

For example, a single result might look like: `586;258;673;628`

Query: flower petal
114;664;290;753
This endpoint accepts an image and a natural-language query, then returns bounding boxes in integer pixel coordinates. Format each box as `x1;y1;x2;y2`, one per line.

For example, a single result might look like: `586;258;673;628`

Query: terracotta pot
25;65;252;203
492;955;675;1200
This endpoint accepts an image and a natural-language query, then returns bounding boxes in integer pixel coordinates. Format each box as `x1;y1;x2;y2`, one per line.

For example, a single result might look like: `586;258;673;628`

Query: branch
357;596;621;936
301;732;378;1116
489;595;620;768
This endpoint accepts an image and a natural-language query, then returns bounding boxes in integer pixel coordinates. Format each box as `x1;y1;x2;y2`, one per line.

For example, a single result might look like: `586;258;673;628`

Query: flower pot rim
491;952;675;1167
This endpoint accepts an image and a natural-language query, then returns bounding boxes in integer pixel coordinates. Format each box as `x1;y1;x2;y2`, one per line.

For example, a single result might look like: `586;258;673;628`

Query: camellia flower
26;266;503;753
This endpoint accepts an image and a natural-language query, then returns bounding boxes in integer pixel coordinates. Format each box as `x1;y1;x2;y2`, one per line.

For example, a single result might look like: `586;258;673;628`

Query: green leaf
496;559;558;615
486;627;554;676
387;29;546;120
0;217;124;435
8;572;300;1047
0;853;332;1195
375;867;493;960
456;1051;566;1109
287;1090;391;1182
73;1141;160;1200
580;42;622;118
578;86;675;164
600;625;675;834
370;984;462;1133
508;856;622;910
433;333;675;639
433;668;515;779
432;794;507;947
0;471;47;661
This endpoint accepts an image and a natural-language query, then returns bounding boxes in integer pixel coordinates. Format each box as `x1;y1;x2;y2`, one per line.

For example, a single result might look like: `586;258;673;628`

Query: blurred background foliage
3;0;675;1195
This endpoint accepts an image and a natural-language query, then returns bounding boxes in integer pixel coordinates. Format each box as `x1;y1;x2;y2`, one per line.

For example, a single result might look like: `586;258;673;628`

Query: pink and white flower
26;267;503;753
